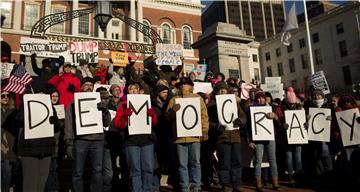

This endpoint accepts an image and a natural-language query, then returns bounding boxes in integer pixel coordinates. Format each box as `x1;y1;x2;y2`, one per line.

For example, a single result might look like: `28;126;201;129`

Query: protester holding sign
113;82;158;192
109;58;127;86
207;82;246;192
166;77;209;192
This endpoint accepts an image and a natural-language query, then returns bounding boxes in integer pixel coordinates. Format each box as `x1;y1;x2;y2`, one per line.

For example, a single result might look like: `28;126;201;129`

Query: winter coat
1;108;17;161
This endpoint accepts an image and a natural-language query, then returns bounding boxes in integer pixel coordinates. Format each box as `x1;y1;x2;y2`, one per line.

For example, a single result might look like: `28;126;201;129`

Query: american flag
4;64;32;94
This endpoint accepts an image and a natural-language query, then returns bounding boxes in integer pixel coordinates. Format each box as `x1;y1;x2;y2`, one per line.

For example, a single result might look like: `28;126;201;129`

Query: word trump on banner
74;92;103;135
308;108;331;142
176;98;202;137
70;41;99;65
127;94;152;135
285;110;308;144
24;94;54;139
111;52;128;67
336;109;360;147
156;44;182;65
20;37;70;59
250;106;275;141
216;94;239;131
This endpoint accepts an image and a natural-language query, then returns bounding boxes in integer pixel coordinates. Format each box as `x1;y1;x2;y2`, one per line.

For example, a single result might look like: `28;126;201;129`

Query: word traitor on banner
308;108;331;142
250;106;275;141
216;94;239;131
24;94;54;139
1;62;14;79
20;37;69;59
285;110;308;144
176;97;202;137
74;92;103;135
127;94;152;135
311;71;330;95
111;51;128;67
156;44;182;65
336;108;360;147
70;41;99;65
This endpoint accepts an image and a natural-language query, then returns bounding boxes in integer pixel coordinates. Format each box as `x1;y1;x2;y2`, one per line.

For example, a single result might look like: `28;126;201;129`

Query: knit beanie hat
81;77;94;86
286;87;297;104
311;89;324;98
110;84;120;95
255;91;266;101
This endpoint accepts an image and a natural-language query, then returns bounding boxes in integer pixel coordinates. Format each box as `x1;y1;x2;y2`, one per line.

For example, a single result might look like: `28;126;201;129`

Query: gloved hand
31;53;37;60
147;108;156;118
357;116;360;124
97;102;107;111
283;123;289;130
265;112;276;119
326;115;332;121
217;124;226;135
233;118;244;128
67;83;75;93
65;140;74;160
172;104;181;112
125;108;133;117
304;122;309;130
49;115;58;124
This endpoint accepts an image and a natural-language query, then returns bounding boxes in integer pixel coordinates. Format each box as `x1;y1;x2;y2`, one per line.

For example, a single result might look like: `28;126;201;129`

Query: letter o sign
181;105;198;130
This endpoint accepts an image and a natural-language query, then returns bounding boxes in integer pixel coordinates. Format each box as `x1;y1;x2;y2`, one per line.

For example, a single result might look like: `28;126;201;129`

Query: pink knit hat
286;87;297;104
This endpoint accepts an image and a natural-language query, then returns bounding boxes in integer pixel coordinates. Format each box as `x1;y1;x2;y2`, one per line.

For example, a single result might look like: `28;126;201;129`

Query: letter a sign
24;94;54;139
285;110;308;144
176;98;202;137
215;94;238;130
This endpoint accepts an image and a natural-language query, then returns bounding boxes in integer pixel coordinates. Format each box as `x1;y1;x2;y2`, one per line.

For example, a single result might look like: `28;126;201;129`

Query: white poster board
260;83;284;99
24;94;54;139
265;77;281;84
19;37;70;60
193;82;213;95
285;110;308;144
308;108;331;142
184;63;195;75
156;44;182;65
53;104;65;119
336;108;360;147
250;106;275;141
215;94;238;131
74;92;103;135
1;62;15;79
69;41;99;65
311;70;330;95
240;83;256;100
127;94;152;135
176;97;202;137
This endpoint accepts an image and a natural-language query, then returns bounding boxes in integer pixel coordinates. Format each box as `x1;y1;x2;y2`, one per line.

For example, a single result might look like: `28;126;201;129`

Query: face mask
315;99;324;107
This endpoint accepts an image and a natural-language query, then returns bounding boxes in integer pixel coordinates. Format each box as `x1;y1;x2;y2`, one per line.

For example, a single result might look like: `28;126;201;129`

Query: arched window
143;20;151;43
182;26;192;49
161;23;171;44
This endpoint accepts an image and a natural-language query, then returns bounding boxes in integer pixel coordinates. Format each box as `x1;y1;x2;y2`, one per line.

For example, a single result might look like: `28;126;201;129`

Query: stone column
130;0;136;41
45;0;51;16
13;1;22;30
137;0;143;43
72;0;79;36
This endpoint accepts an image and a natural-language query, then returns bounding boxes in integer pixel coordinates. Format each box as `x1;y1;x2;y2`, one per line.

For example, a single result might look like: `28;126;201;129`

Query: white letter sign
336;109;360;147
176;98;202;137
24;94;54;139
127;94;152;135
308;108;331;142
250;106;275;141
285;110;308;144
216;94;238;131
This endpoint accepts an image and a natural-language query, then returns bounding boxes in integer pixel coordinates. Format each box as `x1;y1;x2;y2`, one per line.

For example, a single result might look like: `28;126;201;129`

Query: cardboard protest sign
265;77;281;84
311;71;330;95
285;110;308;144
69;41;99;65
194;64;207;81
216;94;239;131
176;97;202;137
53;104;65;119
1;62;14;79
240;83;256;100
260;83;284;99
127;94;152;135
24;94;54;139
308;108;331;142
156;44;182;65
111;51;128;67
250;106;275;141
20;37;70;59
336;108;360;147
74;92;103;135
193;82;213;95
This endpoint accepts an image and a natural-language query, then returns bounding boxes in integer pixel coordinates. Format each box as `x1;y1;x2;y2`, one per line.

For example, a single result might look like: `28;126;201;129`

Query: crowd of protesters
1;53;360;192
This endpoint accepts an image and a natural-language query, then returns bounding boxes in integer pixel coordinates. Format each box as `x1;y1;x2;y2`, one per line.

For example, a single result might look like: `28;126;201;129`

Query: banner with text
156;44;182;65
111;51;128;66
70;41;99;65
20;37;70;59
260;83;284;99
311;71;330;95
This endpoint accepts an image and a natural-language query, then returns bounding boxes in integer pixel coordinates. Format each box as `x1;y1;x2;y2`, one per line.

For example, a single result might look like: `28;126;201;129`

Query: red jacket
48;72;81;109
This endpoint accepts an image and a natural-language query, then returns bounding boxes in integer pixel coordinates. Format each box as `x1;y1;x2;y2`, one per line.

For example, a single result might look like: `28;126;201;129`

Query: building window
314;49;323;65
287;43;293;53
301;54;308;69
342;66;352;85
78;14;89;35
336;23;344;34
291;80;297;88
50;7;66;33
143;20;151;43
277;62;283;76
112;20;120;27
24;4;40;30
265;52;271;61
115;33;119;39
276;48;281;57
312;33;319;43
289;58;295;73
266;66;272;77
299;38;306;48
0;2;12;28
252;54;258;62
254;68;260;80
339;40;348;57
182;26;192;49
161;24;171;44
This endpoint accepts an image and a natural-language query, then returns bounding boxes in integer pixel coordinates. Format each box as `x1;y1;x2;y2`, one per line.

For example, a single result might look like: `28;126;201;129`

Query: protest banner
24;94;54;139
260;83;284;99
127;94;152;135
311;71;330;95
74;92;103;135
156;44;182;65
250;106;275;141
111;51;128;66
176;97;202;137
20;37;70;60
265;77;281;84
308;108;331;142
216;94;239;131
1;62;14;79
240;83;256;100
336;108;360;147
53;104;65;119
69;41;99;65
285;110;308;144
193;82;213;95
194;64;207;81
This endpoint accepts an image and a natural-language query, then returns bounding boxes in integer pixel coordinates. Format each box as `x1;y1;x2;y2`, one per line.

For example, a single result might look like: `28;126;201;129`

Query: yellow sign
111;52;128;66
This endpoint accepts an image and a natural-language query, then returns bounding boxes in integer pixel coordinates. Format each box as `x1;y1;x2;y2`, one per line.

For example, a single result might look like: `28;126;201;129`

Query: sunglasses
1;94;9;99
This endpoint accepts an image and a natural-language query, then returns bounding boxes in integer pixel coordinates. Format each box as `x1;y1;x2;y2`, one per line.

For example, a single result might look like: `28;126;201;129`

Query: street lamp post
94;1;112;32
